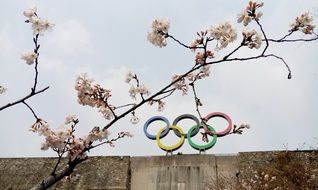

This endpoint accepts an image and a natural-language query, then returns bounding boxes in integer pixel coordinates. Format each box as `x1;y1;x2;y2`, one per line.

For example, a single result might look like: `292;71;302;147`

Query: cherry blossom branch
0;22;49;119
164;32;204;50
189;82;203;120
31;157;87;190
87;132;130;150
31;130;129;190
267;35;318;42
51;122;78;175
32;34;40;93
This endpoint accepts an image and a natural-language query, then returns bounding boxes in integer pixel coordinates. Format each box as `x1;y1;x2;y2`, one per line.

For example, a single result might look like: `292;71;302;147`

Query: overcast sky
1;0;318;157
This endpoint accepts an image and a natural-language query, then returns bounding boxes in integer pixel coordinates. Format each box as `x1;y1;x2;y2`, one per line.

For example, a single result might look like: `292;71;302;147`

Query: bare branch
0;86;49;111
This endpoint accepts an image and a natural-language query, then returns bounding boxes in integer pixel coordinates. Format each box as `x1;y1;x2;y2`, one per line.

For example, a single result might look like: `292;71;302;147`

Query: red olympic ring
203;112;232;136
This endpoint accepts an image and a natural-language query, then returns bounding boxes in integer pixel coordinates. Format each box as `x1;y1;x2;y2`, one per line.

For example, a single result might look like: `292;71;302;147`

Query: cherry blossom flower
21;52;37;65
130;114;140;124
187;72;195;81
98;106;115;120
23;7;37;19
189;36;204;52
30;119;51;136
239;124;250;129
199;65;211;78
237;1;264;26
86;127;109;142
118;131;134;138
147;19;170;47
137;85;150;96
171;74;188;95
209;22;237;49
67;138;87;160
195;52;205;64
128;86;138;99
0;86;7;94
23;7;54;35
75;73;96;106
289;12;315;34
64;114;77;125
128;85;150;99
75;73;115;120
40;142;50;151
125;71;135;83
157;100;166;112
242;29;262;49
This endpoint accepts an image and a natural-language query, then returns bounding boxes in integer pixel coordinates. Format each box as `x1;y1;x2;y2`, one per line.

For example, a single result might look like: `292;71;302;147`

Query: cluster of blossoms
23;7;54;35
30;116;112;160
172;65;211;95
147;99;166;112
189;32;204;52
195;51;214;65
125;72;150;100
147;19;170;47
242;29;262;49
237;1;264;26
209;22;237;49
171;74;189;95
0;85;7;94
189;31;215;64
128;85;150;100
21;7;54;66
289;12;315;34
75;73;114;120
21;52;37;65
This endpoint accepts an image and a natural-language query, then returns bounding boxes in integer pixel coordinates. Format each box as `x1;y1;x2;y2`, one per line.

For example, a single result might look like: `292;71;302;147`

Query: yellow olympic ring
156;125;185;151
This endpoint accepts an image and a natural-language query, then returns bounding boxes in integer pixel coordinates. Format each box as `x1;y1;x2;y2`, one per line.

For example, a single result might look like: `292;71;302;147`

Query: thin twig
189;82;203;120
115;103;136;109
166;33;204;50
22;101;38;120
255;19;269;55
32;34;40;93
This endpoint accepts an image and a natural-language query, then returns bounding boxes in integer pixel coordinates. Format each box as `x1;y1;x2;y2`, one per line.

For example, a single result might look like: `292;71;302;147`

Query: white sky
0;0;318;157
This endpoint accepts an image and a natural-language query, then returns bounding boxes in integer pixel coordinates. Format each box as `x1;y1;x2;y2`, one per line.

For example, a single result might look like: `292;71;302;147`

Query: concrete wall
0;151;317;190
0;156;130;190
130;154;238;190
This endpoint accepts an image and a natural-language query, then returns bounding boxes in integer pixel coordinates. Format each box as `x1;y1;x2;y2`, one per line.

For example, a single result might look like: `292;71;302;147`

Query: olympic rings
143;116;170;140
144;112;232;153
187;124;217;150
204;112;232;136
156;125;185;151
172;114;200;138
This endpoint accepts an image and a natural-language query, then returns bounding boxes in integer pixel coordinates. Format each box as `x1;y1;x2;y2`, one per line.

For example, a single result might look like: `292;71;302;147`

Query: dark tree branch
51;123;77;175
189;82;203;120
22;101;38;120
32;34;40;93
31;157;87;190
0;86;49;111
166;33;204;50
255;19;269;55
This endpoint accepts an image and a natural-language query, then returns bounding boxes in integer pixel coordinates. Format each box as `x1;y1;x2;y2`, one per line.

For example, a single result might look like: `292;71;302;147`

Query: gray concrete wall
0;156;130;190
0;151;317;190
131;155;215;190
